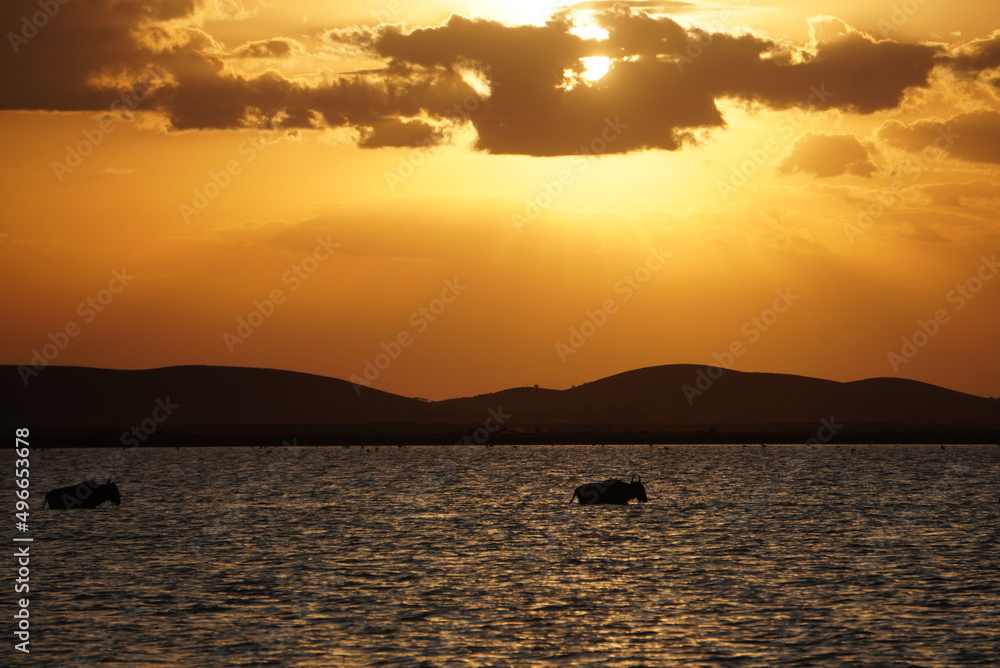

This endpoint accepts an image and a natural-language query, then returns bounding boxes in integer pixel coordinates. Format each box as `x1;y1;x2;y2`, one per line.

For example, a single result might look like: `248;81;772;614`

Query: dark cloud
0;0;475;133
727;30;939;114
307;67;477;133
594;5;688;56
375;15;588;82
1;0;197;110
0;1;961;156
357;118;440;149
879;111;1000;165
373;14;664;155
947;31;1000;74
232;38;302;59
367;10;941;155
778;133;877;178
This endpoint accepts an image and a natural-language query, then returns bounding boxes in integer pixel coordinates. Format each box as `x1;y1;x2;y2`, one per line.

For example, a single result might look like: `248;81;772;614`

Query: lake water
9;444;1000;667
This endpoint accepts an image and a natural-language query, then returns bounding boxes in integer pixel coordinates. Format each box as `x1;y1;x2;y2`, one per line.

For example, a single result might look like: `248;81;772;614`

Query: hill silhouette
439;366;999;427
3;364;998;445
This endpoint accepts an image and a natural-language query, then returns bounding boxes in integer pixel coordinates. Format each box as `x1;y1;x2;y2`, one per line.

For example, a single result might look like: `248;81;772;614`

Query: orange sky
2;0;999;400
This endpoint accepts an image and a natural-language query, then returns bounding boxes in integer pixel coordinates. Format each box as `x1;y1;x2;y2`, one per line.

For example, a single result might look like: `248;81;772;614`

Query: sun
562;56;613;89
569;21;612;84
580;56;612;82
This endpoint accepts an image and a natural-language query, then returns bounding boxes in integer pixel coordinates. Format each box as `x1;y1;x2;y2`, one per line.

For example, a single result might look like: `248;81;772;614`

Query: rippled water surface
9;444;1000;667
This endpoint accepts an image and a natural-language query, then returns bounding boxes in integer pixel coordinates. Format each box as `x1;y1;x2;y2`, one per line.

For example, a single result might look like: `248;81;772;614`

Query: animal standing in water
42;479;121;509
570;475;648;505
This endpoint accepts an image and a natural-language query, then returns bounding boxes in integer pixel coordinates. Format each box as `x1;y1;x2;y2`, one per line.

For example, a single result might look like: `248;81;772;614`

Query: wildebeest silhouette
570;475;648;505
42;479;121;509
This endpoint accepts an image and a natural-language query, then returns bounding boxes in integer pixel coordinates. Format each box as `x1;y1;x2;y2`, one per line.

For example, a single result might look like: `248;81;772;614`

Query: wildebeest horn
630;474;636;483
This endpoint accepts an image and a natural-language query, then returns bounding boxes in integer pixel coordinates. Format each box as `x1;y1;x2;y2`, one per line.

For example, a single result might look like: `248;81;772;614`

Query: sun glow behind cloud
580;56;612;81
570;18;612;83
569;24;610;41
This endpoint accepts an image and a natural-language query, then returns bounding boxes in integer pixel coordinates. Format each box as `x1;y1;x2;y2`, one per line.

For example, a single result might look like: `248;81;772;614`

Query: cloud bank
778;133;877;178
2;1;996;156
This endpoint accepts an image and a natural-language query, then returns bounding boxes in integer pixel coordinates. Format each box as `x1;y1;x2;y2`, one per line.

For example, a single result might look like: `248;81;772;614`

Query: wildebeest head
630;474;648;502
104;479;121;506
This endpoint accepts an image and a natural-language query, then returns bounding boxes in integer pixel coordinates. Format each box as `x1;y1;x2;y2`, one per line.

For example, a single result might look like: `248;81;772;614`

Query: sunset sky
2;0;999;400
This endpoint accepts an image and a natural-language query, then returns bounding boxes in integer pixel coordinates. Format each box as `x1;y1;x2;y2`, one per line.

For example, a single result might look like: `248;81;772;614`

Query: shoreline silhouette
5;363;998;447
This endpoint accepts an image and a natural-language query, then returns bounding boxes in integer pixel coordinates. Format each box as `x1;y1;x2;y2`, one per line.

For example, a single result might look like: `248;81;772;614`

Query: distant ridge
3;364;998;445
